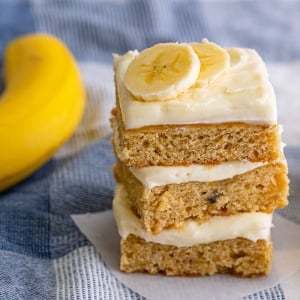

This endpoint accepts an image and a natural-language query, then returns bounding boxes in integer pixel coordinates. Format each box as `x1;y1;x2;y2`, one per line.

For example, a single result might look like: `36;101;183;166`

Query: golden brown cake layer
120;235;272;277
111;112;281;167
115;159;288;234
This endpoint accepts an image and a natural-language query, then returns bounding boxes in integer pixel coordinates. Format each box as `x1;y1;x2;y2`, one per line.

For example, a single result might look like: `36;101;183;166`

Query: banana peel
0;33;86;192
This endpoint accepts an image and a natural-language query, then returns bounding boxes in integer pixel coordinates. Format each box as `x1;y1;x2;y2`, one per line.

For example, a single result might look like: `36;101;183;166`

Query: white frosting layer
114;47;277;129
113;184;272;247
130;161;266;189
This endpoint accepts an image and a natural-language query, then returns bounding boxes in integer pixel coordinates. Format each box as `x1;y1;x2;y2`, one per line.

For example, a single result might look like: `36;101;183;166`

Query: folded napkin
0;1;300;299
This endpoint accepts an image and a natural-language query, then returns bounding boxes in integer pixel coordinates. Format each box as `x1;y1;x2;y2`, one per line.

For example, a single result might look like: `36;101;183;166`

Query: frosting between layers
114;47;277;129
130;161;266;189
113;184;272;247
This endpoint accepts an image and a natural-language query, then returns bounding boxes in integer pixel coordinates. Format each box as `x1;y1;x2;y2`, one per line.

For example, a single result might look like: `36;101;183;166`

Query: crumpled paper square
72;211;300;300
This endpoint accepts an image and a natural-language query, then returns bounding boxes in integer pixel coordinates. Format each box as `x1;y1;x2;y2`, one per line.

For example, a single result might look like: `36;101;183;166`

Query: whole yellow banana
0;33;85;191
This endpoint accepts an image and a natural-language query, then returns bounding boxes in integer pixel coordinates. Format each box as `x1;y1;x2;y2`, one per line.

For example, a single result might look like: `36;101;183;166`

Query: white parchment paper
72;211;300;300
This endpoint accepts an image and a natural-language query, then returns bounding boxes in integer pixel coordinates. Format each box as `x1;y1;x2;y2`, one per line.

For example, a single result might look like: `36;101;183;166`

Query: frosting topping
114;45;277;129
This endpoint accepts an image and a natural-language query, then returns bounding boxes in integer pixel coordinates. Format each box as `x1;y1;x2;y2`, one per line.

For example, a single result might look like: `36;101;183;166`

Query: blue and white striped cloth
0;1;300;299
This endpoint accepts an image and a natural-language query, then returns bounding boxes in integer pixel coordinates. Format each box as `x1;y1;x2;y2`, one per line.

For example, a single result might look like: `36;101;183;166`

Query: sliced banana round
124;43;200;101
190;40;230;86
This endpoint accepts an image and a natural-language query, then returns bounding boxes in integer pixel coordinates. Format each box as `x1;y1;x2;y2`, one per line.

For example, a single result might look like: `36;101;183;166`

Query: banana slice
190;40;230;86
124;43;200;101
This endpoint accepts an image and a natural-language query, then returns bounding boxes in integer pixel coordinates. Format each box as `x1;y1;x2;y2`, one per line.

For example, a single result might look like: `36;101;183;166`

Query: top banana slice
124;43;200;101
190;40;230;86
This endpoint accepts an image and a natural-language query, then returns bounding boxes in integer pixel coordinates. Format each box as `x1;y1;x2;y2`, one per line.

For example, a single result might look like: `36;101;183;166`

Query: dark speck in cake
207;190;222;204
